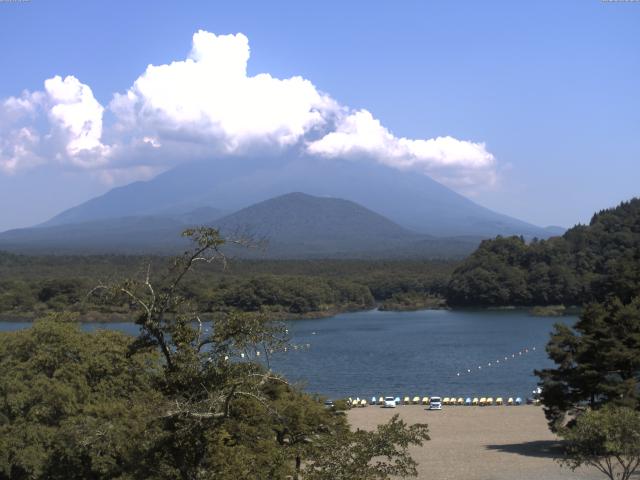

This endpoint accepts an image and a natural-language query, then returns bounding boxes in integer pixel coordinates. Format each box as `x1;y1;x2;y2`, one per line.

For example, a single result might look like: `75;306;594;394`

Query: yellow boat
422;396;430;405
403;396;411;405
507;397;514;405
443;397;450;405
487;397;494;406
479;397;487;406
472;397;479;406
412;396;420;404
496;397;503;405
457;397;464;405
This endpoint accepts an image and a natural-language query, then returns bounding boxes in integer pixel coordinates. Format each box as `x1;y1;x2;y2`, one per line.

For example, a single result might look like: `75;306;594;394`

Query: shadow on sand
485;440;565;459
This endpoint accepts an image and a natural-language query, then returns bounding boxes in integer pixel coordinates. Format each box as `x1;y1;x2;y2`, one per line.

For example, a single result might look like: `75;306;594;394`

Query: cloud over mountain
0;76;108;173
0;30;498;190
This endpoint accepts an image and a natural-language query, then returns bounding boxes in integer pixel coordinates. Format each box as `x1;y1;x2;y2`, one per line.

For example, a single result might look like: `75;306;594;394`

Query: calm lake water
0;309;573;401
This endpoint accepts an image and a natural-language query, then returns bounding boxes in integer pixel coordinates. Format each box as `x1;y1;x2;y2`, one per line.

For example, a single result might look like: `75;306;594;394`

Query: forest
447;198;640;307
0;254;454;320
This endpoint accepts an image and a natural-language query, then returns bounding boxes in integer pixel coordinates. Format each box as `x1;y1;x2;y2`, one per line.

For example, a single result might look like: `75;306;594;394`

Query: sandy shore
348;405;602;480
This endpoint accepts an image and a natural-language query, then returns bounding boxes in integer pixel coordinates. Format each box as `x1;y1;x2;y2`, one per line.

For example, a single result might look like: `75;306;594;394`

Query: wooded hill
447;198;640;307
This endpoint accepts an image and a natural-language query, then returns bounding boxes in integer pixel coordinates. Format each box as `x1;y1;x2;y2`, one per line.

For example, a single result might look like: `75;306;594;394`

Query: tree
536;296;640;431
559;406;640;480
91;227;431;479
1;227;432;479
303;414;430;480
0;313;162;480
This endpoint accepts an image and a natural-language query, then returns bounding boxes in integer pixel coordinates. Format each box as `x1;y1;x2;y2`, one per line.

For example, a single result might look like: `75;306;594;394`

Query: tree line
0;255;454;319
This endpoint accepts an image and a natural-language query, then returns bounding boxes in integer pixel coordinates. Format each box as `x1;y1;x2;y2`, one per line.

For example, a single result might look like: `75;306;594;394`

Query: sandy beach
348;405;602;480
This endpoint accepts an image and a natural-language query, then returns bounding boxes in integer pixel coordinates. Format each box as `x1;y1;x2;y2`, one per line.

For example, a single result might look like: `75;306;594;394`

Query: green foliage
303;414;430;480
0;313;162;480
537;296;640;431
0;254;454;319
559;406;640;480
448;198;640;307
1;228;432;479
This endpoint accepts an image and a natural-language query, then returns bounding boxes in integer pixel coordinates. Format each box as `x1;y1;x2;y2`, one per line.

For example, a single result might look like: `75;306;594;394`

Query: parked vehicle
383;396;398;408
429;396;443;410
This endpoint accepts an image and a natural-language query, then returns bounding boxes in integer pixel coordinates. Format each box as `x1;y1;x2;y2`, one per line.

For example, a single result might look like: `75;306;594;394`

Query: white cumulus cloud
45;75;109;162
0;75;108;173
0;30;498;190
307;110;497;188
110;30;340;153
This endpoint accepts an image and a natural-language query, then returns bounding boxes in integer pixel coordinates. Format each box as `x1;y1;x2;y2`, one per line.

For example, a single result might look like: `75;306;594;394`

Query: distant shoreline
0;304;580;324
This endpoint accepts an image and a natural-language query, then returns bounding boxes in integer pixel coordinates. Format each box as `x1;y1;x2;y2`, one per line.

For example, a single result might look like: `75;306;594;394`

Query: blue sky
0;0;638;231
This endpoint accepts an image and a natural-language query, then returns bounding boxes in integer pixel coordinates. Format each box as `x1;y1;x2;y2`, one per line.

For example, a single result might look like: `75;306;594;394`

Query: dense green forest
0;253;454;320
447;198;640;307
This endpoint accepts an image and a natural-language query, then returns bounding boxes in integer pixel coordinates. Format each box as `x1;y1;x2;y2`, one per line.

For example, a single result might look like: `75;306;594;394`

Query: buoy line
455;346;538;378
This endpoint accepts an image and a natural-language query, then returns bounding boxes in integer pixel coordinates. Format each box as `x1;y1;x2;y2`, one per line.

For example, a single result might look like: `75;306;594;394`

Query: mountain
213;192;479;258
0;193;481;258
41;156;550;238
0;216;189;254
543;225;567;236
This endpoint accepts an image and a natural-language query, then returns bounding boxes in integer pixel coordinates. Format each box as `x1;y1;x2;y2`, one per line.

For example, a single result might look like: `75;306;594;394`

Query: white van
383;396;398;408
429;396;442;410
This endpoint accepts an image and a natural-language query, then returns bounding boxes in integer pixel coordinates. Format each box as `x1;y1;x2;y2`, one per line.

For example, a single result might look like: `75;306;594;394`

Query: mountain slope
215;192;415;246
0;193;481;257
41;156;550;238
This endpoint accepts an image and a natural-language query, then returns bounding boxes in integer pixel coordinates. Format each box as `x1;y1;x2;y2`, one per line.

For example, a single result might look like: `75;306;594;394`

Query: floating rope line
455;346;537;378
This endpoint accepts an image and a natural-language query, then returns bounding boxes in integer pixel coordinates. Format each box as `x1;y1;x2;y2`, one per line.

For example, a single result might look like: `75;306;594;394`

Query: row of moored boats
348;395;540;408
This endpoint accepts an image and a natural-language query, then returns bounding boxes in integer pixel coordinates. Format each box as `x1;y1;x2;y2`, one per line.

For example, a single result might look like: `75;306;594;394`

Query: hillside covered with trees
447;198;640;307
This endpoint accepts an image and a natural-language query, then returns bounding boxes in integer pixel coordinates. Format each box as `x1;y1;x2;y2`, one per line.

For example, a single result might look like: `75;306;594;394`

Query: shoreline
0;303;580;323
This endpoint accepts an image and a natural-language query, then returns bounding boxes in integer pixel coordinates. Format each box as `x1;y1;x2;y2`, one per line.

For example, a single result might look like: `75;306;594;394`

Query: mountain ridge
0;192;482;258
40;156;551;238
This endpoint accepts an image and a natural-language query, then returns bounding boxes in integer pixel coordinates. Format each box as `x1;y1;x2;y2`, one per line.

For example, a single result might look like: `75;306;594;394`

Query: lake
0;309;572;401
